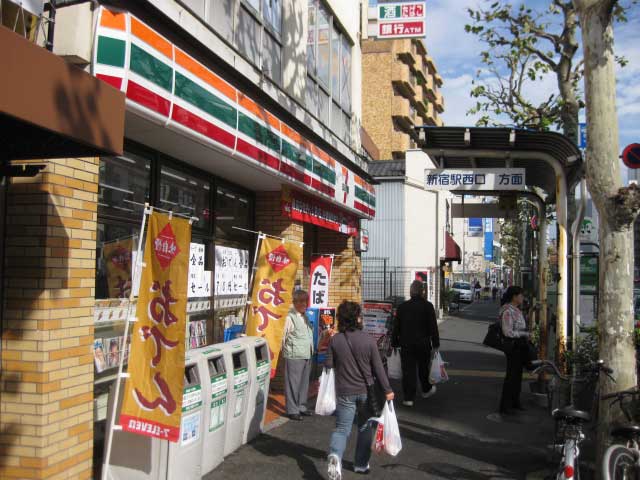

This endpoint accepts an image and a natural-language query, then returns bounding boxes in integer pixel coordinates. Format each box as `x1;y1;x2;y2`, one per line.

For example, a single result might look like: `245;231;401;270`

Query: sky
371;0;640;180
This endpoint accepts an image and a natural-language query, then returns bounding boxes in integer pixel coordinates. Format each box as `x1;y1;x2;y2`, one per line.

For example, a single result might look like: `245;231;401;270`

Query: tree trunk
572;0;637;475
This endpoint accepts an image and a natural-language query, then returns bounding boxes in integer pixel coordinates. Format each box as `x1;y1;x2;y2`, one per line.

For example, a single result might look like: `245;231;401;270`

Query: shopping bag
372;421;384;454
429;351;449;384
374;401;402;456
387;349;402;380
315;368;336;416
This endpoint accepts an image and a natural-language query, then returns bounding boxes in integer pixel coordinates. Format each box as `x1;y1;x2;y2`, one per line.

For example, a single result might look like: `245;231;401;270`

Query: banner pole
101;203;151;480
242;232;265;334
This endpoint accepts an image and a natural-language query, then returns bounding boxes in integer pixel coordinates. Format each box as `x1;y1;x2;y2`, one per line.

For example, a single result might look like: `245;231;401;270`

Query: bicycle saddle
611;424;640;439
552;406;591;422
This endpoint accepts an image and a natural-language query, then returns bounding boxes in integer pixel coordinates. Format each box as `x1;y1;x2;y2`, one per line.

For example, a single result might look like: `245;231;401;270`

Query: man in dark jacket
392;280;440;406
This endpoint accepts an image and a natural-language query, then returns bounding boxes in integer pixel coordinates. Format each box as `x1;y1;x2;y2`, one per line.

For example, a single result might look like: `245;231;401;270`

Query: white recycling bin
103;353;203;480
222;340;251;456
198;346;230;475
243;337;271;444
166;353;204;480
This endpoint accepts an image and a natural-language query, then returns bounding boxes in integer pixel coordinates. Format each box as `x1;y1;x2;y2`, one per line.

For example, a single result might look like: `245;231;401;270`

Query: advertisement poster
120;212;191;442
103;237;135;298
362;302;393;344
214;246;249;296
316;308;336;363
309;255;333;308
245;238;302;377
188;243;205;298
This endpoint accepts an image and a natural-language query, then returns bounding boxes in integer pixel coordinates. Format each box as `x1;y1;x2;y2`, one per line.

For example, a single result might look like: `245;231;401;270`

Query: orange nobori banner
120;212;191;442
245;237;302;377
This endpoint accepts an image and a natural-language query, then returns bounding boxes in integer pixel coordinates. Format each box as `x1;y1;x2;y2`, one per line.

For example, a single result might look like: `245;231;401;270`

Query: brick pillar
318;229;362;307
254;191;304;391
1;158;98;479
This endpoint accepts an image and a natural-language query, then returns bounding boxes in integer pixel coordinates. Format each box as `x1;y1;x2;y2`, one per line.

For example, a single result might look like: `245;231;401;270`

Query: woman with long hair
499;286;530;415
325;301;394;479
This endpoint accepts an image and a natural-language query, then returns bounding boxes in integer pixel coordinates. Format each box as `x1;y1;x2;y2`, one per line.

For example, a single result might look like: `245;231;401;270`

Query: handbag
344;331;386;418
482;321;514;353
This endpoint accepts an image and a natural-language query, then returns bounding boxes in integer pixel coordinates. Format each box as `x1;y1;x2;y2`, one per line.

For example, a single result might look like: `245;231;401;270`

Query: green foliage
563;327;598;376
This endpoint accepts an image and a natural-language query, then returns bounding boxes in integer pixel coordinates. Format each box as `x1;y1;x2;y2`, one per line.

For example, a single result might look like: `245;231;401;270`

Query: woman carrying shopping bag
325;301;394;479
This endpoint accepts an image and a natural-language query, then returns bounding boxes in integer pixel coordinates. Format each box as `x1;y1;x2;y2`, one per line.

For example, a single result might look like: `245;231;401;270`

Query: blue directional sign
578;122;587;149
622;143;640;169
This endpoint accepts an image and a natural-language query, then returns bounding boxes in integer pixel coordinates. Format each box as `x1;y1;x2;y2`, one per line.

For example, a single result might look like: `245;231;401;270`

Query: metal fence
362;257;438;307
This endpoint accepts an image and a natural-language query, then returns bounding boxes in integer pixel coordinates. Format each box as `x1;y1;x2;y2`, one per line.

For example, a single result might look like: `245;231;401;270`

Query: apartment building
361;37;444;160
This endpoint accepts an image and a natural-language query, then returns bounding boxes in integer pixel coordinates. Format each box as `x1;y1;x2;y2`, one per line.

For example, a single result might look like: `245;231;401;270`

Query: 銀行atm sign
377;2;426;39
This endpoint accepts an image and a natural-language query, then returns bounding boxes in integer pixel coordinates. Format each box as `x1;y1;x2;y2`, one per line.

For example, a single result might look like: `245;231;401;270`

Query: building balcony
424;75;436;102
413;38;427;57
425;55;436;74
396;39;417;65
434;114;444;127
392;62;416;98
434;72;444;87
392;94;414;133
435;91;445;113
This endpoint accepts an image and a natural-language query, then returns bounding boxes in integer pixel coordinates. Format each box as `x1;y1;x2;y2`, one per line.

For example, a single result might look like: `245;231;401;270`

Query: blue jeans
329;394;375;469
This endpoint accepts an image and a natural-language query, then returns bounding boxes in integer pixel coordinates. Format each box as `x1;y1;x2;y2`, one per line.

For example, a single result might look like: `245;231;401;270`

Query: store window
159;164;211;232
215;185;253;239
306;0;352;143
98;153;151;221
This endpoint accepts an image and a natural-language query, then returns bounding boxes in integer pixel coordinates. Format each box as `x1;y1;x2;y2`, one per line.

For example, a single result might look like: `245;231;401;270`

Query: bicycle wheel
603;445;638;480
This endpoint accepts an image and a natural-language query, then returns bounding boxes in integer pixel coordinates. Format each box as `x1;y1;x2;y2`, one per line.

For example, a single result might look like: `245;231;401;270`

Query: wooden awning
0;25;125;160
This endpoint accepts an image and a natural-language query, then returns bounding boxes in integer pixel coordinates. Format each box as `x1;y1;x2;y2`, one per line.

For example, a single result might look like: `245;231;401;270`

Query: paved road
208;300;557;480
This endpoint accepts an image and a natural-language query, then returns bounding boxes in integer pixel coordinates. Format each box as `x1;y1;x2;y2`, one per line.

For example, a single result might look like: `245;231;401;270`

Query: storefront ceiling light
239;198;248;204
113;205;134;212
116;156;137;165
99;183;134;195
98;202;110;207
224;193;236;199
160;199;179;206
161;170;187;182
217;216;234;220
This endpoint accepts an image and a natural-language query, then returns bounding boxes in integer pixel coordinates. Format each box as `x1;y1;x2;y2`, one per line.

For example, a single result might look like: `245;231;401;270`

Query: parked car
452;282;473;303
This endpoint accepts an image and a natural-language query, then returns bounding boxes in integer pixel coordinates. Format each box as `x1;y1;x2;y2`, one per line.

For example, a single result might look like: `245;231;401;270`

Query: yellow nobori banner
120;212;191;442
246;237;302;377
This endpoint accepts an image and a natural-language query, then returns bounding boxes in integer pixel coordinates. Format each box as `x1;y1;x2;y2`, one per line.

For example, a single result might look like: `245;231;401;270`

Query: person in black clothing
392;280;440;406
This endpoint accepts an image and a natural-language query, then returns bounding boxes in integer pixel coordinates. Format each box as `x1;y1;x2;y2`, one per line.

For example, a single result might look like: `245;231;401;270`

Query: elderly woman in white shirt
499;286;530;415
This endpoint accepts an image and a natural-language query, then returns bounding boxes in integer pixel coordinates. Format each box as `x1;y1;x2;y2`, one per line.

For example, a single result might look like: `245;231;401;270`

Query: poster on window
309;255;333;308
188;243;205;298
103;237;135;298
214;246;249;296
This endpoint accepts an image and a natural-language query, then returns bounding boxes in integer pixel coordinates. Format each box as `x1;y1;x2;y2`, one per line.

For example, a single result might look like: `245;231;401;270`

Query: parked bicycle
531;359;614;480
601;386;640;480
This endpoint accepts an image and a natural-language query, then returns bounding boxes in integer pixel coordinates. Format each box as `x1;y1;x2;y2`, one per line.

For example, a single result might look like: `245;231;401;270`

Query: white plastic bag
429;351;449;384
373;401;402;456
315;368;336;415
387;349;402;380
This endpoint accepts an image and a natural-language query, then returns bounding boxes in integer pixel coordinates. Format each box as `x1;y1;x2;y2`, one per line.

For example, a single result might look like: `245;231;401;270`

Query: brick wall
317;229;362;307
1;158;98;479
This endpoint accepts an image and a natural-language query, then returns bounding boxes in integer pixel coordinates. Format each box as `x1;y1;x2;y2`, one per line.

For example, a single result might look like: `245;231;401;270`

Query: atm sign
378;20;425;38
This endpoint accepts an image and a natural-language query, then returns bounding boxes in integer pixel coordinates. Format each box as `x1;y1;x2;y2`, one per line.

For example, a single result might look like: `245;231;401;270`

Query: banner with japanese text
309;255;333;308
103;237;135;298
245;237;302;377
120;212;191;442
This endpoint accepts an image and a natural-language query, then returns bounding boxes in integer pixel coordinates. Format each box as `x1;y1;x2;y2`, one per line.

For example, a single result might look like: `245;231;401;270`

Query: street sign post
424;168;527;191
622;143;640;169
579;122;587;149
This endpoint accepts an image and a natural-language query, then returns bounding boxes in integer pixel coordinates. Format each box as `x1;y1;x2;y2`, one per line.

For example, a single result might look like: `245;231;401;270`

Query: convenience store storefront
90;7;376;472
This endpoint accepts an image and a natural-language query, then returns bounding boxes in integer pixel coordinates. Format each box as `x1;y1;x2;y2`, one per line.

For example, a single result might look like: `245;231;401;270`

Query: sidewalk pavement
207;300;562;479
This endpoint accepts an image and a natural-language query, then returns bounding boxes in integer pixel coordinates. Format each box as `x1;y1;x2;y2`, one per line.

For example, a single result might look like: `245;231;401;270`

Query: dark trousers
500;344;524;412
400;343;432;401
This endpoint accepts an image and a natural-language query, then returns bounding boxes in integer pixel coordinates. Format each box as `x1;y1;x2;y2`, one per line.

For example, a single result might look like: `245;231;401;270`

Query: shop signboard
377;2;426;39
316;308;336;363
425;168;526;191
120;212;191;442
214;246;249;296
245;237;302;377
188;243;205;298
580;217;596;243
309;255;333;308
484;218;494;261
362;302;393;344
282;188;358;236
581;256;598;293
468;218;482;237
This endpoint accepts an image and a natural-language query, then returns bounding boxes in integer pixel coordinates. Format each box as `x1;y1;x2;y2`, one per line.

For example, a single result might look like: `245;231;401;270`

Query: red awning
444;232;461;262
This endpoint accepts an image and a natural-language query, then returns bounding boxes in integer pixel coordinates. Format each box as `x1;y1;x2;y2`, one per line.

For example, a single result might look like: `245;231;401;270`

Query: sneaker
354;464;370;474
402;400;414;407
327;453;342;480
422;386;437;399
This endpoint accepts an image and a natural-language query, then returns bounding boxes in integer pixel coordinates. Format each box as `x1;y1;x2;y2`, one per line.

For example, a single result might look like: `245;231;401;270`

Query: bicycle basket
548;375;596;414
